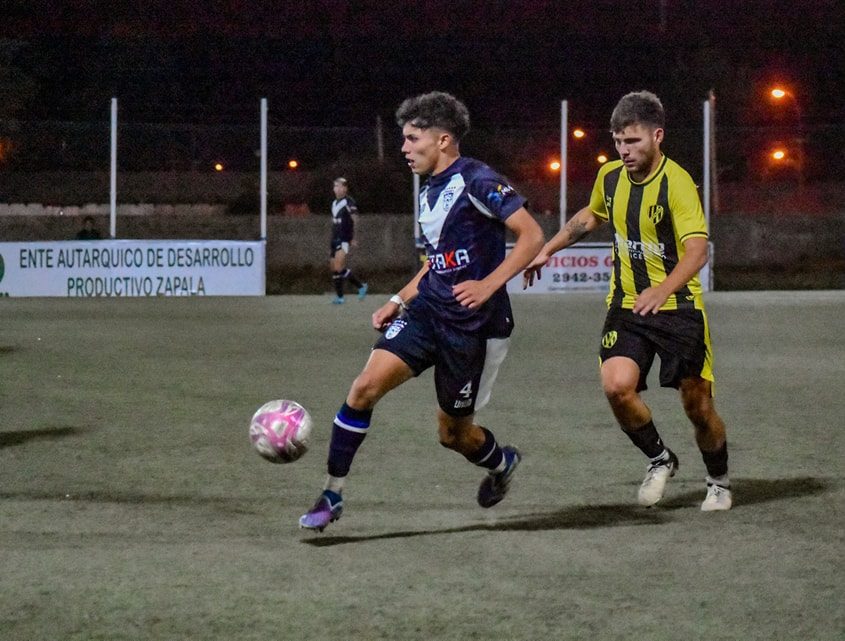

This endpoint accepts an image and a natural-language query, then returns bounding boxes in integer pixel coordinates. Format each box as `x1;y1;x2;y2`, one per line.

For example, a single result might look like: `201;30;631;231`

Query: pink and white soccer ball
249;400;313;463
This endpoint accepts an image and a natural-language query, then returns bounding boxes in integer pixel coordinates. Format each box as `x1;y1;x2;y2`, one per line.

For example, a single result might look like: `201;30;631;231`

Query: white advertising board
507;242;712;294
0;240;266;297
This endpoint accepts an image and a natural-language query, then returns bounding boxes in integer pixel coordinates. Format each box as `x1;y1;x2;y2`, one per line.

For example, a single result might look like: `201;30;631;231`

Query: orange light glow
572;128;585;139
771;149;786;161
549;160;561;172
288;159;299;169
596;154;608;164
770;88;787;99
214;162;224;172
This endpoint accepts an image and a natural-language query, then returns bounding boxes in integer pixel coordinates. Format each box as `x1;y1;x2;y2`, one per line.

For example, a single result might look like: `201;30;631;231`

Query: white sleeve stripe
468;193;497;219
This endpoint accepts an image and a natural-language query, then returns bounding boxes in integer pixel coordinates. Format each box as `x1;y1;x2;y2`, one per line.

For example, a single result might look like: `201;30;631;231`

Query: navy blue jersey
331;196;358;243
415;156;527;337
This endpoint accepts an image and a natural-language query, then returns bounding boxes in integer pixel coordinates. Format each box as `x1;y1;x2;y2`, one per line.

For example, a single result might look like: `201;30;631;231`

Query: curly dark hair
395;91;470;141
610;91;665;133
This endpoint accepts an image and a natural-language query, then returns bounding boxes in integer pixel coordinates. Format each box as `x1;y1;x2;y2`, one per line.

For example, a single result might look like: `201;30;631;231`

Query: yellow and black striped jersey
589;155;708;311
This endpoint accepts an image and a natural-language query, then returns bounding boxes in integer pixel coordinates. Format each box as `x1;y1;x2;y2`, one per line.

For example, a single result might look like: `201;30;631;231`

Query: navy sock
464;427;504;471
327;403;372;478
701;441;729;479
622;420;666;459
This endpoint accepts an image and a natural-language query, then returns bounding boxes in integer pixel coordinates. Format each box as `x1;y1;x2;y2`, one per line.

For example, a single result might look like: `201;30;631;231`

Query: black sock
622;420;666;459
343;268;363;289
332;272;344;297
701;441;729;479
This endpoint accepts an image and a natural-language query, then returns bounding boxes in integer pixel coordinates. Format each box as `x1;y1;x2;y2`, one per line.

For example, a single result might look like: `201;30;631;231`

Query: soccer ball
249;399;313;463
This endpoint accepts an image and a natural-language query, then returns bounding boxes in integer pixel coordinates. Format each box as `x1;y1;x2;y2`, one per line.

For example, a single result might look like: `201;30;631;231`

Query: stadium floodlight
596;153;608;164
572;128;585;139
549;160;561;172
771;149;787;161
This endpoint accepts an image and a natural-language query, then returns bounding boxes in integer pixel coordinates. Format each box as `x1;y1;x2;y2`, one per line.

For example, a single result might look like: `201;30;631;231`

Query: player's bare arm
372;262;429;331
523;206;605;288
453;207;544;309
351;213;360;248
632;236;709;315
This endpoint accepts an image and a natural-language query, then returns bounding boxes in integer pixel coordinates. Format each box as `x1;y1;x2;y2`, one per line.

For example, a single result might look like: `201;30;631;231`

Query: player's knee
682;394;712;426
602;378;637;408
681;380;714;425
347;373;382;409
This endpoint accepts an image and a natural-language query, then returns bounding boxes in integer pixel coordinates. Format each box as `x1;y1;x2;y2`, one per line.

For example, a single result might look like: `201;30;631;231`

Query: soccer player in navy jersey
329;177;367;304
300;91;544;531
524;91;732;511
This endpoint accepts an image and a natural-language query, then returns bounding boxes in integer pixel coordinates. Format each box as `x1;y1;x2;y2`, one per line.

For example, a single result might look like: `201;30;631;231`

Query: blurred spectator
75;216;102;240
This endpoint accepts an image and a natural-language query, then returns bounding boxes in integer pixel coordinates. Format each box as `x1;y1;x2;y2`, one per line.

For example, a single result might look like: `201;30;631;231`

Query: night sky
1;0;842;129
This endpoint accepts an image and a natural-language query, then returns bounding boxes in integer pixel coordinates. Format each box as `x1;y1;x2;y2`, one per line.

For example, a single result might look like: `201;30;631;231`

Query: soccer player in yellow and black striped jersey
524;91;732;511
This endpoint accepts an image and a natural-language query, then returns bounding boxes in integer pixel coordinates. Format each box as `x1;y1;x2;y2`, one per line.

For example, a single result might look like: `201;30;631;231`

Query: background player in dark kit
329;177;367;304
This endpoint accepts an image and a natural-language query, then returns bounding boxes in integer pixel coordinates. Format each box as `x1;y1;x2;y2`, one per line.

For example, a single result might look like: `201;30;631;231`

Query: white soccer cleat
637;450;678;507
701;482;733;511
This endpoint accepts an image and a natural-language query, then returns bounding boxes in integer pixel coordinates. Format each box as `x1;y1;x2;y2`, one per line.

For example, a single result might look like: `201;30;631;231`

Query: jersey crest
647;204;665;224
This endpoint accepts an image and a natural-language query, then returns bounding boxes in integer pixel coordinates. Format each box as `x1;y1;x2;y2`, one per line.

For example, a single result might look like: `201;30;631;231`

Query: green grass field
1;292;843;641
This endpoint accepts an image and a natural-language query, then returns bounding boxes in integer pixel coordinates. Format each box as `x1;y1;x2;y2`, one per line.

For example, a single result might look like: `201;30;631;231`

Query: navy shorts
599;306;713;391
374;305;510;417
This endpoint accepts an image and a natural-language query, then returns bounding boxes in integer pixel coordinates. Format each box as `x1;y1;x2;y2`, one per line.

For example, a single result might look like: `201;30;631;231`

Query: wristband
389;294;407;311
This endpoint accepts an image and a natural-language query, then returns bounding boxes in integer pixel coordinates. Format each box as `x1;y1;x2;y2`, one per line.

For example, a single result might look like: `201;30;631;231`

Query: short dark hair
395;91;470;141
610;91;665;132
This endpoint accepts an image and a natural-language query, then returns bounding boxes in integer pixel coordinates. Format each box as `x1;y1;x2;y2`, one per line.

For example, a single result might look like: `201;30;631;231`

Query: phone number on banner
507;243;614;294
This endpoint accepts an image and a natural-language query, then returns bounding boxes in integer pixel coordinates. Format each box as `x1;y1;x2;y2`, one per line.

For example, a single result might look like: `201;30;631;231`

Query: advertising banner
0;240;266;297
507;242;712;294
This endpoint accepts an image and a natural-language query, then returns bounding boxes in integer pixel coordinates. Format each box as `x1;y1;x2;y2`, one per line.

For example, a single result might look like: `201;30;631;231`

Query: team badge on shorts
385;319;407;340
602;331;618;348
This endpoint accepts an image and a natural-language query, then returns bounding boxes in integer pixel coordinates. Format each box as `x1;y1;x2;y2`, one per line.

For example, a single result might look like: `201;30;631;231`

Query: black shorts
374;305;510;417
599;306;714;392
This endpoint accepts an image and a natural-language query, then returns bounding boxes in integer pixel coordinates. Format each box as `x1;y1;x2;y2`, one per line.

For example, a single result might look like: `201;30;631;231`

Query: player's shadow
0;427;83;449
302;477;833;547
659;476;830;510
302;503;667;547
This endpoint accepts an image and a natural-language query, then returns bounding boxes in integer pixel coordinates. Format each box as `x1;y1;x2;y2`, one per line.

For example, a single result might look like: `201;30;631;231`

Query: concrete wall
1;209;843;291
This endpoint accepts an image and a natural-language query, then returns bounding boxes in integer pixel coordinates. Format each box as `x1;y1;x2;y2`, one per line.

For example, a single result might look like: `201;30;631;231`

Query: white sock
649;449;670;465
706;474;730;488
324;475;345;494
